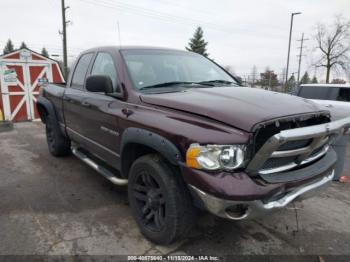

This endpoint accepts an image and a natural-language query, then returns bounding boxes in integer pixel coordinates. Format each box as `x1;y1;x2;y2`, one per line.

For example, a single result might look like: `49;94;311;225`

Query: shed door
27;64;52;120
0;62;52;121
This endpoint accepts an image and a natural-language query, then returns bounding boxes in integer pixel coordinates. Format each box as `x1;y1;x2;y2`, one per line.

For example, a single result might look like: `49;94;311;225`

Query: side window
71;53;94;89
329;87;339;100
91;52;118;92
298;86;330;100
337;88;350;102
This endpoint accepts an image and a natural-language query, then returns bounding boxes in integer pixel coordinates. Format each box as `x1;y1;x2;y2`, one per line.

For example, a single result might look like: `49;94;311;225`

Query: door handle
122;108;133;116
64;97;74;103
81;101;91;107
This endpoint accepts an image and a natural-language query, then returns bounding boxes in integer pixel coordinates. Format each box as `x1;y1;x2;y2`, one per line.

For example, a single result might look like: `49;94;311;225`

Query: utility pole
117;21;122;47
296;33;309;84
284;12;301;92
61;0;69;79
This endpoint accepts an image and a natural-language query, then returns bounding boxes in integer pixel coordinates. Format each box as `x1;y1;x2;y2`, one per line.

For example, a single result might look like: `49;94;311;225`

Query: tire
128;154;196;245
45;113;71;157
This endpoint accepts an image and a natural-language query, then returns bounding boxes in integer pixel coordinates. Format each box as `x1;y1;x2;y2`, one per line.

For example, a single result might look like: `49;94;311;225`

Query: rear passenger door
63;53;94;139
77;52;122;169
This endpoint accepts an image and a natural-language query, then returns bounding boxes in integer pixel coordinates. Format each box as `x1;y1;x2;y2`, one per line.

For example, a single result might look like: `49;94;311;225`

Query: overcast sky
1;0;349;81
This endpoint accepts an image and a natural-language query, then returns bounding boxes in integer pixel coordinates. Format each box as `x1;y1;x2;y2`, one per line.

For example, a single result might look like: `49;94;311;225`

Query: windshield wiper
195;80;237;86
139;81;195;90
139;80;237;91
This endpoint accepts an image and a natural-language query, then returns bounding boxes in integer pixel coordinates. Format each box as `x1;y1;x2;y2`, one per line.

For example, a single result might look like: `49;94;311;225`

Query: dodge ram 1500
37;46;350;244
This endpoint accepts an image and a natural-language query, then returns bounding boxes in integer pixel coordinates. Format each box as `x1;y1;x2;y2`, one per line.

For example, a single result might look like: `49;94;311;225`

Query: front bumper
183;116;350;220
190;169;334;220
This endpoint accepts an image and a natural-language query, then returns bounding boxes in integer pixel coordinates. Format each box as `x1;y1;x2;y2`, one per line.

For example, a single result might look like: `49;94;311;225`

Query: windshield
121;49;238;90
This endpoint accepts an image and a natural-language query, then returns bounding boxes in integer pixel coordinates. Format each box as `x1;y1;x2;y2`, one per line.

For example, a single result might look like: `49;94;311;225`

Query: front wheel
128;154;196;244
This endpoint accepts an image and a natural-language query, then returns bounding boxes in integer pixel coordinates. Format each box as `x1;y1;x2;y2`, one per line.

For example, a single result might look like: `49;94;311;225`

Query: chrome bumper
190;170;334;220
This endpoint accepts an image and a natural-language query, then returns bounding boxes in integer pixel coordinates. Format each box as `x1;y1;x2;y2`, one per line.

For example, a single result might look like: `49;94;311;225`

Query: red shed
0;48;65;122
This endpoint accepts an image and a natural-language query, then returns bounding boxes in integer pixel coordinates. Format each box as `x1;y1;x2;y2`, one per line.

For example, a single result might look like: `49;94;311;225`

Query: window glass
337;88;350;102
71;53;93;88
298;86;330;100
121;50;236;90
91;52;118;91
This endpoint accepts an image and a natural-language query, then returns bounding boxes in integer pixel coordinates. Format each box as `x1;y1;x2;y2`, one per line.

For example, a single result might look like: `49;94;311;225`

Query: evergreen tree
186;26;209;57
41;47;49;58
311;75;318;83
20;42;28;49
286;74;296;92
3;39;14;54
300;71;310;84
259;69;278;89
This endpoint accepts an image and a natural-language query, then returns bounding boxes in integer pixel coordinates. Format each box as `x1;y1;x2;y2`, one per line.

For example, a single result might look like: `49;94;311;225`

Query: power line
82;0;227;30
77;0;286;38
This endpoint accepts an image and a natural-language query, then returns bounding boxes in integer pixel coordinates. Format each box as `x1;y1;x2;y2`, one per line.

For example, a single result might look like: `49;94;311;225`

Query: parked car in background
37;47;350;244
293;84;350;120
294;84;350;181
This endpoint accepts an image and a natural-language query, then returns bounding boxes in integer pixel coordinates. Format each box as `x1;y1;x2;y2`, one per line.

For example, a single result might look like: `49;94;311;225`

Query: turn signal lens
186;145;201;169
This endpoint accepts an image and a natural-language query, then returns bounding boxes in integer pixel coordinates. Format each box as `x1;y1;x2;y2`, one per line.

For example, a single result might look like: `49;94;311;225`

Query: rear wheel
45;113;71;157
128;154;196;244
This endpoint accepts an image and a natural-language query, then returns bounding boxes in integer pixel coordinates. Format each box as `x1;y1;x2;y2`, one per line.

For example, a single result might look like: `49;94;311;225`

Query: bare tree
224;65;235;75
314;16;350;83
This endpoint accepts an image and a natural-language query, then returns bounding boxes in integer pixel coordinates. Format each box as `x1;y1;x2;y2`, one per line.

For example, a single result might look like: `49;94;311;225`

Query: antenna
117;21;122;48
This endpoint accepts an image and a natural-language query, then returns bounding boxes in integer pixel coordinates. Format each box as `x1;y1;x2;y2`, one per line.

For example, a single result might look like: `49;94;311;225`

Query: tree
311;75;318;83
300;71;310;84
186;26;209;57
41;47;49;58
286;74;296;92
314;16;350;83
259;69;278;89
331;78;346;84
20;42;28;49
251;65;257;87
224;65;235;75
3;39;14;54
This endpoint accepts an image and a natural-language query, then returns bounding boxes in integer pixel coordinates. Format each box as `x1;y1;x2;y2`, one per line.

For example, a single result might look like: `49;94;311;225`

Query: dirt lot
1;122;350;257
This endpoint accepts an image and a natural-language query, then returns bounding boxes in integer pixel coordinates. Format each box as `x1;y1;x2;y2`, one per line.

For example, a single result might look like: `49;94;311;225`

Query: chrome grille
259;144;329;174
262;156;296;170
247;116;350;175
278;139;311;151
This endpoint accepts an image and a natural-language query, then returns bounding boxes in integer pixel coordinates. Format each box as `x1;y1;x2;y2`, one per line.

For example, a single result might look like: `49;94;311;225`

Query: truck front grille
261;156;297;170
278;139;311;150
259;143;330;175
248;114;336;175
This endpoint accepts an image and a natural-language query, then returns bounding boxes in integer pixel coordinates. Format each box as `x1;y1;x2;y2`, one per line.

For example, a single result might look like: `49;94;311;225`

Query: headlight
186;143;245;171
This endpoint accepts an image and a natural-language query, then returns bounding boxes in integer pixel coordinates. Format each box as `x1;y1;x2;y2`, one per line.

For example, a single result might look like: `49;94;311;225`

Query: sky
1;0;350;82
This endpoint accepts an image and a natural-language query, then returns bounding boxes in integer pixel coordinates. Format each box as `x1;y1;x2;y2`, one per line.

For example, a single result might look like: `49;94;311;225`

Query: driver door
78;52;122;169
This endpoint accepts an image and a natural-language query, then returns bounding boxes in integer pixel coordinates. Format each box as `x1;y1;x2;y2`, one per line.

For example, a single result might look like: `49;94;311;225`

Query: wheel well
37;103;48;123
121;143;160;177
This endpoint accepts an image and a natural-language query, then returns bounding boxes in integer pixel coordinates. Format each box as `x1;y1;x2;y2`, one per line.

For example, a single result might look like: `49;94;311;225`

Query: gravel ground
0;122;349;259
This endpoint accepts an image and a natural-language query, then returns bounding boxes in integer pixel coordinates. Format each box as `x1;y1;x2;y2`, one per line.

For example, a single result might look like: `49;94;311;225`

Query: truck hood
140;86;324;131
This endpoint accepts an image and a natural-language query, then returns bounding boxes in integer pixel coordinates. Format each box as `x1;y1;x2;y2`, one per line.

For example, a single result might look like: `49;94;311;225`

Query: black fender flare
120;128;182;174
36;96;57;124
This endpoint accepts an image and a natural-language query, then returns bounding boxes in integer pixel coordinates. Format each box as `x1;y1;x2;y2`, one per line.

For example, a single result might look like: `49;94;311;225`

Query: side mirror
86;75;113;93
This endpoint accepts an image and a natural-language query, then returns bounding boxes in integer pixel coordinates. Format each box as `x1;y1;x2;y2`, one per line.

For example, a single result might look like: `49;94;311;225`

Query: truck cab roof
81;45;187;54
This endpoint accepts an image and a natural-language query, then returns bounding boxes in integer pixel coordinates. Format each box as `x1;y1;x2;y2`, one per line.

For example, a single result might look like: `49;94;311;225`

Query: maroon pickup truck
37;46;350;244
